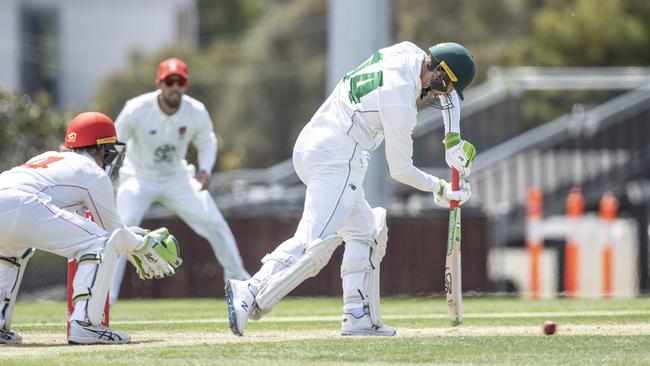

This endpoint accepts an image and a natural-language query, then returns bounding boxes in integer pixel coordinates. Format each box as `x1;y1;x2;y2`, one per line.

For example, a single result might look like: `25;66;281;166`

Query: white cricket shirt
115;91;217;178
295;41;461;193
0;151;124;233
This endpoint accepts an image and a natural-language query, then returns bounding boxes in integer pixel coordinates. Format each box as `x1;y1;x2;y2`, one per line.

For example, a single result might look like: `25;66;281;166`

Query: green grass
4;297;650;365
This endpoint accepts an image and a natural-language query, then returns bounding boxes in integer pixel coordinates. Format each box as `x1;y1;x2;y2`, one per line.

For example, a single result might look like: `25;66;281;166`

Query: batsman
226;41;476;336
0;112;182;345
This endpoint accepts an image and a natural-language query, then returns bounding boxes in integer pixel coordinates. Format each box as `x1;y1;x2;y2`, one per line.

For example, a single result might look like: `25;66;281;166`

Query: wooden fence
119;212;490;299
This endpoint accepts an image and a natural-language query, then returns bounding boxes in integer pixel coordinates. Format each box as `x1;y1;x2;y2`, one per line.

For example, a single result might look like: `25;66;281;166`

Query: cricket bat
445;167;463;326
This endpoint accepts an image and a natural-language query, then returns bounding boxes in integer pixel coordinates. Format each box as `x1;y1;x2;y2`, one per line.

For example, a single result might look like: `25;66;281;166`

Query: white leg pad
1;248;35;329
69;253;101;322
255;234;343;311
341;207;387;327
87;229;125;325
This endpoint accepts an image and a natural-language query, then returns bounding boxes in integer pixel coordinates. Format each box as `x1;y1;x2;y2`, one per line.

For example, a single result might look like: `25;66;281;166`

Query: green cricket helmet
428;42;476;100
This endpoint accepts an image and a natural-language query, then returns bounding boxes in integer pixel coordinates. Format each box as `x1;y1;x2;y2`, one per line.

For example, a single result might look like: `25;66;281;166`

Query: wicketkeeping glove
128;227;183;280
433;178;472;208
443;134;476;177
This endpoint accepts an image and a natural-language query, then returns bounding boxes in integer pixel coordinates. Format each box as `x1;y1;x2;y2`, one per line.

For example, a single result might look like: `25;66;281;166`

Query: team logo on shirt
149;129;157;135
154;144;176;163
179;126;187;137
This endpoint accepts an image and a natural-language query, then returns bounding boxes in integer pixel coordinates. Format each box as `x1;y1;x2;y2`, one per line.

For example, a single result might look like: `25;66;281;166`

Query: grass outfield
3;297;650;365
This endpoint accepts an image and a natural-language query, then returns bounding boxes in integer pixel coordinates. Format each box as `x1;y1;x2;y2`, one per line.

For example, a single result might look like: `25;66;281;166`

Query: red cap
64;112;118;148
157;58;189;81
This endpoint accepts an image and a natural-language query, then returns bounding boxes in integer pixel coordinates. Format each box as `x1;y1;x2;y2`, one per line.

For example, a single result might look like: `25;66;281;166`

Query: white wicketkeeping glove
127;227;182;280
443;134;476;177
433;178;472;208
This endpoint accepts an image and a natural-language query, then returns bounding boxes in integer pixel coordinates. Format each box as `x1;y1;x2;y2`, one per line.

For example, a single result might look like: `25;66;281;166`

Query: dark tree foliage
0;88;71;171
196;0;263;47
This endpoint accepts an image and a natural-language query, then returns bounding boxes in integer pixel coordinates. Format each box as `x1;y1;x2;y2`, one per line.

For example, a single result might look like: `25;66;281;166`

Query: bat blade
445;168;463;326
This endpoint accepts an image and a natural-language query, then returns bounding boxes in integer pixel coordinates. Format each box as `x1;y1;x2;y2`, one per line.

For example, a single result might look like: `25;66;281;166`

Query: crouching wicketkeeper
0;112;182;345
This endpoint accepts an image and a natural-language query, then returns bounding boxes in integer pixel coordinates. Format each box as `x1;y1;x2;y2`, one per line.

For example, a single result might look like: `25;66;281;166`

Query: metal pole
328;0;392;207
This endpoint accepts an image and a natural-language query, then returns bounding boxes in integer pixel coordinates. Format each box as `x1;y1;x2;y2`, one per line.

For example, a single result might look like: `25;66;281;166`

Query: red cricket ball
543;320;556;335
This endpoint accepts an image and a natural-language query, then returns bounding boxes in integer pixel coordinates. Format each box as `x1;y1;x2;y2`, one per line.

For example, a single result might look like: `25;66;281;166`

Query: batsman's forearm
390;165;440;193
441;91;460;135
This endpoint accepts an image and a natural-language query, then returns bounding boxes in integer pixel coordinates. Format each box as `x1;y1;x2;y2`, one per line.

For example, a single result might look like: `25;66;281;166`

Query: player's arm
84;175;181;280
381;104;441;192
381;105;470;207
191;107;217;190
114;101;136;144
441;91;476;177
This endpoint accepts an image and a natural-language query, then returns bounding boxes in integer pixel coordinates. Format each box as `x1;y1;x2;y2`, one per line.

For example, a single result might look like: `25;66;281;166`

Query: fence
118;211;490;298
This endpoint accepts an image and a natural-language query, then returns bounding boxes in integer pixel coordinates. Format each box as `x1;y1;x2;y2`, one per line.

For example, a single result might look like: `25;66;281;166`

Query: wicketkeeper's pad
1;248;35;329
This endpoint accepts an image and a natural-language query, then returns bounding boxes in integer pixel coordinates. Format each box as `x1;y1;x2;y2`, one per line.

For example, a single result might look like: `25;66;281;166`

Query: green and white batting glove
443;134;477;177
128;227;182;280
433;178;472;208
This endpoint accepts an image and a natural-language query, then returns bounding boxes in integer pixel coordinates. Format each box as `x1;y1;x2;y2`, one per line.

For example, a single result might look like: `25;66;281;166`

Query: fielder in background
226;41;476;336
110;57;250;305
0;112;181;345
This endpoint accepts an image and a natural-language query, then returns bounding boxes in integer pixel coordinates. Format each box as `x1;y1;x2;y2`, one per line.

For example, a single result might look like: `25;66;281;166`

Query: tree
511;0;649;66
0;87;71;171
196;0;263;47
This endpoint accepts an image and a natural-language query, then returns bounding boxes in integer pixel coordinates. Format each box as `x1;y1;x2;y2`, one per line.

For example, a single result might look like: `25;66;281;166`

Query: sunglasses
162;77;188;87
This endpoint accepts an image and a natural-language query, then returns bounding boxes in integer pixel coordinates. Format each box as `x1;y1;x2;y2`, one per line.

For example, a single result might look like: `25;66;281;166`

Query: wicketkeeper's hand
443;134;476;177
433;178;471;208
127;227;183;280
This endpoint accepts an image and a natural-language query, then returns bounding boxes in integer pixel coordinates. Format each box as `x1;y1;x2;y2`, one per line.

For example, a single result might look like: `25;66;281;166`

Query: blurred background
1;0;649;300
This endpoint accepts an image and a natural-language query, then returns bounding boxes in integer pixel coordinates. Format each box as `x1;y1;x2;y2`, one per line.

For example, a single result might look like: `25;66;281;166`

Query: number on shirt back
21;156;64;169
344;51;383;104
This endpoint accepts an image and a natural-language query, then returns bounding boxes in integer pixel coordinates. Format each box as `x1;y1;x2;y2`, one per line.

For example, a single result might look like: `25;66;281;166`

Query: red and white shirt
0;151;124;233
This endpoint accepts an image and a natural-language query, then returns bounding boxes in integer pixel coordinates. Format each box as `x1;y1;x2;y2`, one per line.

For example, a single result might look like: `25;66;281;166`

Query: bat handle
450;168;459;209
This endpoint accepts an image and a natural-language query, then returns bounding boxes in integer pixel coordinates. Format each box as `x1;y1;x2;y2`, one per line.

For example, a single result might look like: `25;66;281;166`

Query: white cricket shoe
341;312;396;337
68;320;131;345
225;279;256;336
0;328;22;344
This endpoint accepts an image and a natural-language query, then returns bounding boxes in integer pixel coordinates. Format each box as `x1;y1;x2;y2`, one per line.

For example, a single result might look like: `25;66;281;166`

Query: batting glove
433;178;472;208
443;134;476;177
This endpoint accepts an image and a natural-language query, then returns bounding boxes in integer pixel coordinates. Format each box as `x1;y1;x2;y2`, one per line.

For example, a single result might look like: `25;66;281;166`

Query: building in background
0;0;197;108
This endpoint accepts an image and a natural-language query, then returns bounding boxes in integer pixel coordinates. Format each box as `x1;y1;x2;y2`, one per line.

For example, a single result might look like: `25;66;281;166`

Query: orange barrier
599;192;619;298
526;187;543;298
564;187;584;298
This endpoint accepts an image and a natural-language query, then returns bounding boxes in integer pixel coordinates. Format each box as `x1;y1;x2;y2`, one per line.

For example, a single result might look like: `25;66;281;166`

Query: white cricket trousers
0;188;107;326
251;131;378;307
110;167;249;304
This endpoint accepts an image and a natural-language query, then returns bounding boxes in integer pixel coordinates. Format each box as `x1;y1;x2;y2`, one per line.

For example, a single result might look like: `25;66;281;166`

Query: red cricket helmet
64;112;118;148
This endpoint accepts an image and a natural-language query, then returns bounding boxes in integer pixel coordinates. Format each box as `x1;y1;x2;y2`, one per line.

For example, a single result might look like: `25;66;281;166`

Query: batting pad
341;207;387;328
255;234;343;311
